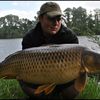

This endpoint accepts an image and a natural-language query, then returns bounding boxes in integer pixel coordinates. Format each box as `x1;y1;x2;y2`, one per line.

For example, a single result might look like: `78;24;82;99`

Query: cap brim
46;11;62;17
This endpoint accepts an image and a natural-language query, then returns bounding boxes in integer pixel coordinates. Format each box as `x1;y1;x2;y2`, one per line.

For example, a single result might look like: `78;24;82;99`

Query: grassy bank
0;79;27;99
77;76;100;99
0;77;100;99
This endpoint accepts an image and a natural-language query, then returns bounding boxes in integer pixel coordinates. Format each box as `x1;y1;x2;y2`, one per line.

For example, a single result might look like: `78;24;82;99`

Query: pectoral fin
1;76;7;79
34;83;56;95
44;83;56;95
74;72;87;92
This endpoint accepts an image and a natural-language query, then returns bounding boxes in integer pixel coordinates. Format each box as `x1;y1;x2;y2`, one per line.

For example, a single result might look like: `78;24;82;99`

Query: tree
71;7;87;35
86;11;95;35
94;9;100;35
0;14;36;38
63;8;72;28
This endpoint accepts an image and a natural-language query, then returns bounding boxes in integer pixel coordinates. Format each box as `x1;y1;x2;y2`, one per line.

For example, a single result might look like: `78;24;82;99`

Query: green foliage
0;14;37;39
0;79;27;99
63;7;100;36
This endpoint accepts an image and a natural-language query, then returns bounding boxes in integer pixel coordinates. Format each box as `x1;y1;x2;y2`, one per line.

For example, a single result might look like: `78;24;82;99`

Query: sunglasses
47;15;62;22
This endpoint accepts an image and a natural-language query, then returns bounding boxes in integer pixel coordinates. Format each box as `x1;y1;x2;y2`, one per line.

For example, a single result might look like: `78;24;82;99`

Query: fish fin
34;85;48;94
44;83;56;95
74;72;87;92
34;83;56;95
2;76;7;79
0;76;8;79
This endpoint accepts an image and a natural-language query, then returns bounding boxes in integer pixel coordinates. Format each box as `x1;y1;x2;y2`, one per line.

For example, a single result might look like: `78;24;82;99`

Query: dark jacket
22;22;78;49
19;22;79;99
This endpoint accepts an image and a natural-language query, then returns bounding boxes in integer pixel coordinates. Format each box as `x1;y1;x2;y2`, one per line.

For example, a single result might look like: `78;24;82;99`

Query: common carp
0;44;100;95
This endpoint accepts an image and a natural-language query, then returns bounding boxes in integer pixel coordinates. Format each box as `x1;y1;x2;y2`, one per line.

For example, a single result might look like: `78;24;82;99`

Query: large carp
0;44;100;95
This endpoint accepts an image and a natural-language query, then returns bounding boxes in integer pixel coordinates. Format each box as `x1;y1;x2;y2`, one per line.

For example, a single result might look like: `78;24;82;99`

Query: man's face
39;15;62;36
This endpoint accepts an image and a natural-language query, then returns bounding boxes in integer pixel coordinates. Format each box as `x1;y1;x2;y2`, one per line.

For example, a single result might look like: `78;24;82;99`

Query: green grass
0;77;100;99
0;79;27;99
77;76;100;99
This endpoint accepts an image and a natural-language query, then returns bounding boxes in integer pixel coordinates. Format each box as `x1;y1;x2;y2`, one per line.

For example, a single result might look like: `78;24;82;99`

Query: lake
0;38;22;62
0;36;100;62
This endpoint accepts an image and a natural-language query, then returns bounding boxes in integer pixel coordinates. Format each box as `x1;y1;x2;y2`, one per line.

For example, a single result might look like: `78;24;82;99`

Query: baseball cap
38;2;62;17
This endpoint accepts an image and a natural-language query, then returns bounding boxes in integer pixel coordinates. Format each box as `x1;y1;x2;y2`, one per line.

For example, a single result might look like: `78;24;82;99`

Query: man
19;2;79;99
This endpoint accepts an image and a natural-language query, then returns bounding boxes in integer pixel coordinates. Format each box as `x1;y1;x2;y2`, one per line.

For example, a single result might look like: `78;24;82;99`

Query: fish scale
0;44;100;86
25;45;80;84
